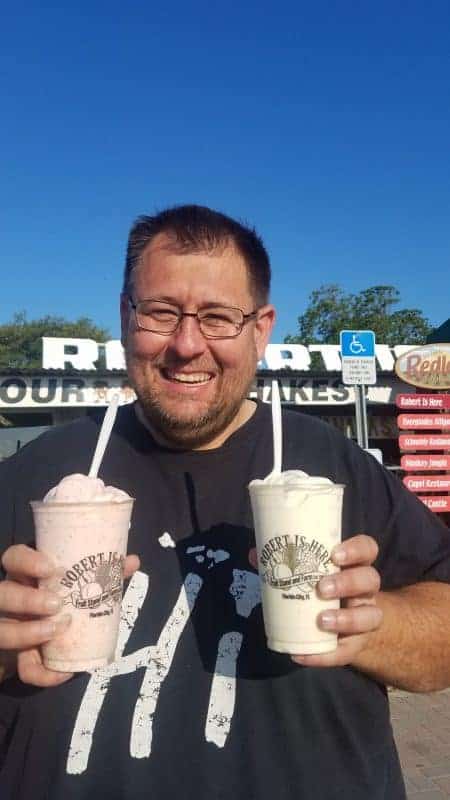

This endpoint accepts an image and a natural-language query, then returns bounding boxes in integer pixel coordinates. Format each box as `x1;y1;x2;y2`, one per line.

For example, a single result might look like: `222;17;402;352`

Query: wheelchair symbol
349;334;366;355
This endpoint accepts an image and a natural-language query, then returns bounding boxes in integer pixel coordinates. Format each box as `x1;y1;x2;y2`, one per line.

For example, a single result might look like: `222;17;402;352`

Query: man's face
120;233;275;449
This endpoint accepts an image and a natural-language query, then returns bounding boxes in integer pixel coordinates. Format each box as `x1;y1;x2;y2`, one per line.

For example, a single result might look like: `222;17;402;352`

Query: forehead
133;232;253;303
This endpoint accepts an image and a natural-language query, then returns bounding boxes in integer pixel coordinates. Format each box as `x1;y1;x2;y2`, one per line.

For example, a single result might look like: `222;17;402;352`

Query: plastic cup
31;498;134;672
249;480;344;654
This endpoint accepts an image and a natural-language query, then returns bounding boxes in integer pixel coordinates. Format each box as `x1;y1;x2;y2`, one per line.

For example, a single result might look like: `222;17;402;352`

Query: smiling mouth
161;369;214;385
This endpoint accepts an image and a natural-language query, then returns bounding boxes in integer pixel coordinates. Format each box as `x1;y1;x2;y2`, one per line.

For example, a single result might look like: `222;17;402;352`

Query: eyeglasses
129;298;259;339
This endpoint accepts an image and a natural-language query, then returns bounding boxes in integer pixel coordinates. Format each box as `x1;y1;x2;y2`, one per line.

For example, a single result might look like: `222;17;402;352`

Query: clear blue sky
1;1;449;343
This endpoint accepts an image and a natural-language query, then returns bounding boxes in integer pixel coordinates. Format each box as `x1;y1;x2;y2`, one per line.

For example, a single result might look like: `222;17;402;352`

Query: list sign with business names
399;434;450;450
404;476;450;492
396;389;450;514
398;414;450;430
397;393;450;410
418;496;450;513
401;455;450;471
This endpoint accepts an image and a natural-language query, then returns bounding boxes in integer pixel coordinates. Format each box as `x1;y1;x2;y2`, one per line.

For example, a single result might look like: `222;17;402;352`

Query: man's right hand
0;544;74;687
0;544;140;687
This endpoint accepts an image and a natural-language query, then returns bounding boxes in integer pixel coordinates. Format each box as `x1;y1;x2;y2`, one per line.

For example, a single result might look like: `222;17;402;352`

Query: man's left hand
249;534;383;668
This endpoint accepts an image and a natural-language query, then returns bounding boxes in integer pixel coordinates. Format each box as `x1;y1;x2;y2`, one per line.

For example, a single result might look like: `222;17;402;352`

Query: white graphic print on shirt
67;539;261;775
158;532;176;549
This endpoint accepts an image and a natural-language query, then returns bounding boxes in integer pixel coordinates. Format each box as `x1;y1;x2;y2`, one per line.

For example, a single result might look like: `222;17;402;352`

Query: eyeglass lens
134;300;245;337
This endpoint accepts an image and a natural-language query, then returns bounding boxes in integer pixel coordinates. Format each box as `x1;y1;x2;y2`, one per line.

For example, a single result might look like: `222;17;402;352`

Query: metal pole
354;385;369;449
354;385;363;446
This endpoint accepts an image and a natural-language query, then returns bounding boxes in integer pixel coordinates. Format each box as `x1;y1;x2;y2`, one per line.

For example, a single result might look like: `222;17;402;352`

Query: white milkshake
249;470;344;654
32;473;134;672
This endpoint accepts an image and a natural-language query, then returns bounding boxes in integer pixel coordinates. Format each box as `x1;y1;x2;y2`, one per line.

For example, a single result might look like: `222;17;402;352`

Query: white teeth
167;372;212;384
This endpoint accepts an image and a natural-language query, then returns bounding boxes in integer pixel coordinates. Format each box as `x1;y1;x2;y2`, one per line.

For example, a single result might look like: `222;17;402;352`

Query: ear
120;293;131;347
254;304;276;360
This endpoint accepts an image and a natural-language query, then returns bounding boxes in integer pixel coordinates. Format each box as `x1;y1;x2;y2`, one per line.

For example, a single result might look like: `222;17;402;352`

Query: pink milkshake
32;473;134;672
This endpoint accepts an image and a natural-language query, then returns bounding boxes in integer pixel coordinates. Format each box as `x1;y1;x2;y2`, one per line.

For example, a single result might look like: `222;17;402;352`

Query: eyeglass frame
127;297;261;340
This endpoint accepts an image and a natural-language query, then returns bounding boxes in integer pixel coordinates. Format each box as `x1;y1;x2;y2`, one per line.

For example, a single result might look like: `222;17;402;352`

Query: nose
167;314;208;360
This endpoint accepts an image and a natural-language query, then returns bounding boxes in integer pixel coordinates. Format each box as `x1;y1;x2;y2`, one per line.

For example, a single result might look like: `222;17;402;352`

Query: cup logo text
259;535;332;599
60;551;124;617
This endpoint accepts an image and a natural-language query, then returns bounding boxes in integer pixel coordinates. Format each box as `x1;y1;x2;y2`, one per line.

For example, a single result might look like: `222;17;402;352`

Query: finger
291;633;370;669
0;581;63;617
17;649;73;687
331;535;379;567
318;566;380;600
248;548;257;570
345;595;379;607
318;604;383;635
123;554;140;579
2;545;55;580
0;614;71;651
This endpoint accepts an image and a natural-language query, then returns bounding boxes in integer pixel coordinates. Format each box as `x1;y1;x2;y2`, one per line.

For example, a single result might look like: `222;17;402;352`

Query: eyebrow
143;296;236;309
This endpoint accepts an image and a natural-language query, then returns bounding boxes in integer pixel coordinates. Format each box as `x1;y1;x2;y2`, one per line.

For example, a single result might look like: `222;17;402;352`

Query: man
1;204;450;800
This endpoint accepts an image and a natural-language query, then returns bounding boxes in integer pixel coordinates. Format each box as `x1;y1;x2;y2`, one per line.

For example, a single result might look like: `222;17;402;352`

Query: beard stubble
125;349;257;449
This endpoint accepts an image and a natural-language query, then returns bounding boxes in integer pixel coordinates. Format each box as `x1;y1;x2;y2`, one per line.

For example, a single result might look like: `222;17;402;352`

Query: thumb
248;548;258;571
124;554;140;580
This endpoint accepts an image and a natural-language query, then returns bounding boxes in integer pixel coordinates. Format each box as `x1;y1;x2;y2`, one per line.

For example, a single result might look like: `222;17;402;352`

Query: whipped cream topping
43;473;131;503
249;470;334;489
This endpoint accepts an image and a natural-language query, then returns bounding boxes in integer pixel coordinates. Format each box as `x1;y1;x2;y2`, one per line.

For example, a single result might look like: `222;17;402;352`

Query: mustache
154;358;220;372
124;347;221;374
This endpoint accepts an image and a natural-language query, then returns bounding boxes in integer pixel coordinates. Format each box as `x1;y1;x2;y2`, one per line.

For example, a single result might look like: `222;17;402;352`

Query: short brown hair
122;204;271;305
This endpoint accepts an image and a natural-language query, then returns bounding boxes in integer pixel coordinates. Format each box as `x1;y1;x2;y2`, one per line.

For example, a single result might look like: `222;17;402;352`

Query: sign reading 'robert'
40;337;414;373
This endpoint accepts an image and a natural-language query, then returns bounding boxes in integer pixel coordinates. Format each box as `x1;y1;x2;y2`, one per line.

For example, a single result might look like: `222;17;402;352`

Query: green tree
285;285;431;345
0;312;111;370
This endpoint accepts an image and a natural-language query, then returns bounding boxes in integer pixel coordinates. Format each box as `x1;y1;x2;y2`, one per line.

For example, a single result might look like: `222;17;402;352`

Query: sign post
340;330;377;451
354;386;369;450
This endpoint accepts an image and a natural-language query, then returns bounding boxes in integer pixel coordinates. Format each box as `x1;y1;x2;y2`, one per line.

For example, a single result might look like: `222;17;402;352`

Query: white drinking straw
88;394;120;478
271;379;282;474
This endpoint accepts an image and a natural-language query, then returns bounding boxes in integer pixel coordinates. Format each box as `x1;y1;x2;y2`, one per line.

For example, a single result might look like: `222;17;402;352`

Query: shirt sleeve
340;438;450;591
0;455;17;579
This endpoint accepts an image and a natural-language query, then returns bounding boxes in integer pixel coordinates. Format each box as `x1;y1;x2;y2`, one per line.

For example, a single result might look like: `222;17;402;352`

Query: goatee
135;387;250;449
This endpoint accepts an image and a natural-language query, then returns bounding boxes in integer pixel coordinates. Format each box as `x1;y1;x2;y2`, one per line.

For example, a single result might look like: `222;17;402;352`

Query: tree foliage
285;285;431;345
0;312;111;370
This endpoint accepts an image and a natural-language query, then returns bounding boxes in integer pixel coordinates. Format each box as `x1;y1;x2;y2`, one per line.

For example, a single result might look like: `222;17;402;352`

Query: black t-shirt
1;402;450;800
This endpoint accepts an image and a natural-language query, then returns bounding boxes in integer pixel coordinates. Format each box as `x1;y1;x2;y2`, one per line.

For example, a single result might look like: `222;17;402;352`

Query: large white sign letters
41;337;413;373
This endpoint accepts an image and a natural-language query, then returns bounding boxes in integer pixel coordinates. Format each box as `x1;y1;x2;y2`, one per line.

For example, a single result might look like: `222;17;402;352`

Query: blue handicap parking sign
340;330;376;358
